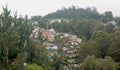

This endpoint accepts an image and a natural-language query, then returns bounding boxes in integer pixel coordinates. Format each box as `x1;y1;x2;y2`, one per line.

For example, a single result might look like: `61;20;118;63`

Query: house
32;28;39;35
63;47;68;51
41;30;55;41
51;45;58;50
29;23;40;39
70;38;82;45
49;28;56;34
29;29;39;39
45;43;58;50
107;20;117;25
45;43;54;50
48;18;70;24
63;33;70;38
71;35;77;38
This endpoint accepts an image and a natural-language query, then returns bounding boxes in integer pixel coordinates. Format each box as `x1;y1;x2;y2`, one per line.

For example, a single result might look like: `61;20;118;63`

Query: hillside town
0;3;120;70
29;22;82;70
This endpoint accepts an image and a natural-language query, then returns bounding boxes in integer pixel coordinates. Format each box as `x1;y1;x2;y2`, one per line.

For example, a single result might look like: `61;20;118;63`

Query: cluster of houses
29;22;55;42
29;22;82;69
59;33;81;69
48;18;70;23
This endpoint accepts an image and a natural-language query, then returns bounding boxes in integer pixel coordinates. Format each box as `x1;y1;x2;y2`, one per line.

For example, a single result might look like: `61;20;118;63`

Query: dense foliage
45;6;113;23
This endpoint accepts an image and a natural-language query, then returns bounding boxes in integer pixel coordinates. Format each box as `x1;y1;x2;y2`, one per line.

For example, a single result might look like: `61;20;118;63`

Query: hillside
45;6;113;22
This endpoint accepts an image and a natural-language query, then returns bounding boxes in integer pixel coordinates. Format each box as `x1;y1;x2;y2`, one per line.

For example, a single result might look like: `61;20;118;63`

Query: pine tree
0;6;18;69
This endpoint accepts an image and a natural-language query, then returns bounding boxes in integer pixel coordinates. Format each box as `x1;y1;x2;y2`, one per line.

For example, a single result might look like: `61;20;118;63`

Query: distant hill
45;6;113;22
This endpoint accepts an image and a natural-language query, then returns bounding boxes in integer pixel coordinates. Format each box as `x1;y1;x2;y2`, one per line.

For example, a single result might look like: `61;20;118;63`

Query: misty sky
0;0;120;17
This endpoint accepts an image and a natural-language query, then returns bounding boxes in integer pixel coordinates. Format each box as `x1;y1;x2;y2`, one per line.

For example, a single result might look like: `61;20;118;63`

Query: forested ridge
45;6;114;23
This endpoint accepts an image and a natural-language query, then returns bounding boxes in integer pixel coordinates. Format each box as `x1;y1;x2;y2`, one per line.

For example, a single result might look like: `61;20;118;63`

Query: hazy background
0;0;120;17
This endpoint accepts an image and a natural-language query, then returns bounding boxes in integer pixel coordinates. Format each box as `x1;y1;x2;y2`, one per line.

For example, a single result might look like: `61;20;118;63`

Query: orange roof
42;31;52;37
42;31;52;36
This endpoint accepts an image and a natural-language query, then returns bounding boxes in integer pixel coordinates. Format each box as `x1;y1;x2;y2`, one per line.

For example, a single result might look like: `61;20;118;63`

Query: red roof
42;31;52;37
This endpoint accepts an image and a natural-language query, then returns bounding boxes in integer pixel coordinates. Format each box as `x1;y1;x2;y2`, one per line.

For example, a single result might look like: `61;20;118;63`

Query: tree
91;31;111;58
95;56;118;70
78;40;97;62
107;32;120;62
105;23;114;33
101;11;113;23
117;21;120;26
0;6;19;69
73;19;101;39
0;6;33;70
80;55;96;70
79;55;118;70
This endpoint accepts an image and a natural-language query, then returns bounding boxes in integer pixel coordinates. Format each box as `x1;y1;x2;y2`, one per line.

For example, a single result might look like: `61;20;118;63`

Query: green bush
25;63;43;70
